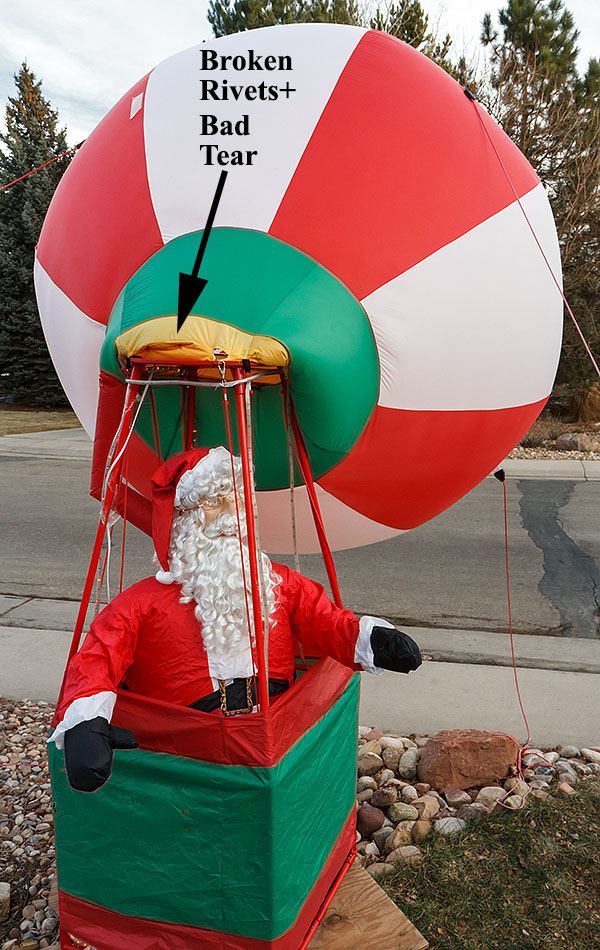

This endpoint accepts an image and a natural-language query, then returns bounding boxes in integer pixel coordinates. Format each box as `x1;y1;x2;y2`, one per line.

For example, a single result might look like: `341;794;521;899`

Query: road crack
518;480;600;639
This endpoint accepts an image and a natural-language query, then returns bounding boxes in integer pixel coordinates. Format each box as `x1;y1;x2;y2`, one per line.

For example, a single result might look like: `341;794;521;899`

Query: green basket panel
50;675;358;941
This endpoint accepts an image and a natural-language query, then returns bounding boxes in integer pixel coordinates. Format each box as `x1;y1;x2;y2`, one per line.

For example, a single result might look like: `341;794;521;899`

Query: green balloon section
102;229;379;490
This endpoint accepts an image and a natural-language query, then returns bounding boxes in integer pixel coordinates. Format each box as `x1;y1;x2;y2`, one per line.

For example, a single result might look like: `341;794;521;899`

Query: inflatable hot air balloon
37;23;563;950
35;23;563;554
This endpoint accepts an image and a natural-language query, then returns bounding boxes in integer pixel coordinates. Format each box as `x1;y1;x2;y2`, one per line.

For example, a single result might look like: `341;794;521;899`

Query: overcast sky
1;0;600;144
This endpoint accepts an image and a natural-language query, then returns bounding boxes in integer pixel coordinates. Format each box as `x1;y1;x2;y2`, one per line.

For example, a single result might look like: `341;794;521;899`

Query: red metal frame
287;398;343;609
299;848;356;949
57;356;358;946
58;363;143;706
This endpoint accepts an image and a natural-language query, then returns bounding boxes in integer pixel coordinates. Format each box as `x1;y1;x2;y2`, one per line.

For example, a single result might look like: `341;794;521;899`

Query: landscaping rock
503;779;528;797
556;432;600;452
385;822;415;852
556;782;577;796
356;804;385;837
372;826;394;852
560;745;580;759
386;845;423;867
434;817;467;835
559;772;578;787
379;736;407;751
442;787;472;807
401;785;418;802
476;786;507;807
398;748;419;780
357;775;377;792
379;768;396;785
457;802;488;822
521;750;546;768
413;795;440;820
581;748;600;765
388;801;419;823
570;762;591;775
371;787;398;808
411;819;432;843
530;788;549;801
0;882;10;923
358;753;384;777
417;729;519;790
367;862;395;878
362;728;384;743
500;794;523;810
382;747;402;771
359;740;382;760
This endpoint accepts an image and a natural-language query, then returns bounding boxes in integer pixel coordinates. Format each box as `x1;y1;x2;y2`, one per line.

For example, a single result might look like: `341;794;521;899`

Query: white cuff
48;691;117;750
354;616;394;675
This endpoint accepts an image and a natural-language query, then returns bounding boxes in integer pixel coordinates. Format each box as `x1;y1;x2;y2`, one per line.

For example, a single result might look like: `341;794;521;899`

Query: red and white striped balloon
35;24;562;552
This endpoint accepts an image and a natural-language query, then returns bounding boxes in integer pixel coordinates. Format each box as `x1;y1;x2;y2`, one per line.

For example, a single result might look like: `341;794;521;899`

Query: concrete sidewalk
1;615;598;747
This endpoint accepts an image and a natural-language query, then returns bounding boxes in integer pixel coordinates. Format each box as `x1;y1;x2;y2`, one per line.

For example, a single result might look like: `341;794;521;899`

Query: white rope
245;381;270;675
286;387;301;575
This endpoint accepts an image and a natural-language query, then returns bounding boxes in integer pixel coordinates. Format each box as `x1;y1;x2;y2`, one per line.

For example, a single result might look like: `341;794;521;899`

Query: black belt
189;677;290;716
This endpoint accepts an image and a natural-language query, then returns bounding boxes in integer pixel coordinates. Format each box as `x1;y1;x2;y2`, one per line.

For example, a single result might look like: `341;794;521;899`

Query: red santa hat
151;448;210;570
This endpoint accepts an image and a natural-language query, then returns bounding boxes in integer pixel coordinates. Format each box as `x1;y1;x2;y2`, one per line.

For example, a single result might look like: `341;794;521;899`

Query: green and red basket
49;658;358;950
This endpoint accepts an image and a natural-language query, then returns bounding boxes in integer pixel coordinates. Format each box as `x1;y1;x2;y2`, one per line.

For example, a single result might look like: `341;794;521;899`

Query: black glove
370;626;422;674
63;717;138;793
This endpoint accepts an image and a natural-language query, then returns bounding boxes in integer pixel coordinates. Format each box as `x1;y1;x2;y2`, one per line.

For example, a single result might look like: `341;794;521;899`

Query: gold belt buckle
218;677;254;716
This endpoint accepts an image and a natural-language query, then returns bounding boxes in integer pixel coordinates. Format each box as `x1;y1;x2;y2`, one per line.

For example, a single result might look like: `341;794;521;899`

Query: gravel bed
2;695;598;948
509;446;600;460
355;725;600;876
0;698;57;950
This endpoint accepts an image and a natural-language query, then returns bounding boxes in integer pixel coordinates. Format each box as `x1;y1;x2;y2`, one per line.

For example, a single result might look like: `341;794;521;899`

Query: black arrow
177;169;228;332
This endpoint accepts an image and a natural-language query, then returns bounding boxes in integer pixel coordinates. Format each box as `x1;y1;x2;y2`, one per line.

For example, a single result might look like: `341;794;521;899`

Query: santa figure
50;447;421;791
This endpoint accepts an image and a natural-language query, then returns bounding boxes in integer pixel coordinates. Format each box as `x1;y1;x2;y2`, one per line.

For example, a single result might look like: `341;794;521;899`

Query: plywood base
308;863;429;950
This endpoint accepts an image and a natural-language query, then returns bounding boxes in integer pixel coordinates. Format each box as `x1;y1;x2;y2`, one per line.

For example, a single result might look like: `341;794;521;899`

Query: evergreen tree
369;1;453;73
481;1;600;386
208;0;464;78
208;0;359;37
0;63;73;406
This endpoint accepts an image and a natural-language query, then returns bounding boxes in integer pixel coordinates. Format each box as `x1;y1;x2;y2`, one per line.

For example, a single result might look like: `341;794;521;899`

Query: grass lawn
0;407;81;436
382;778;600;949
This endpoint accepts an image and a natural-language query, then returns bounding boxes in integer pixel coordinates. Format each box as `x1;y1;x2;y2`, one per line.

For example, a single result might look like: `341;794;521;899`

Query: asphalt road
2;450;599;638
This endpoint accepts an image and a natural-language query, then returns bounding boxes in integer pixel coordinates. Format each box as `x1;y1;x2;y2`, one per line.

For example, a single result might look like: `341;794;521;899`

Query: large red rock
417;729;519;790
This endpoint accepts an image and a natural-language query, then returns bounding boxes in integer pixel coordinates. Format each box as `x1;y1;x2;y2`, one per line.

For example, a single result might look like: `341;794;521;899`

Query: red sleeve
56;583;146;720
277;565;361;671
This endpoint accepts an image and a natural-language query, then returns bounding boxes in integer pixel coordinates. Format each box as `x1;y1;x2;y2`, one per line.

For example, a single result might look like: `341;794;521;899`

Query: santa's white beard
156;509;278;681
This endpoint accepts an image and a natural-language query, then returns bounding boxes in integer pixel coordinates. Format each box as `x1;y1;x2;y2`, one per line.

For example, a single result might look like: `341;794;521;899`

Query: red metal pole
58;366;143;703
289;406;343;609
232;367;269;710
299;848;356;949
149;387;162;462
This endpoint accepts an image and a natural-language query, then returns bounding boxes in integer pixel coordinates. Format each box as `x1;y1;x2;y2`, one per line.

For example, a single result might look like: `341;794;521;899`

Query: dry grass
520;416;600;449
384;777;600;949
0;408;81;437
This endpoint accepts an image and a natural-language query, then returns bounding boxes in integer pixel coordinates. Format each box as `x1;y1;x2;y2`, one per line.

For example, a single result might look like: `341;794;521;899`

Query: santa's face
199;489;236;525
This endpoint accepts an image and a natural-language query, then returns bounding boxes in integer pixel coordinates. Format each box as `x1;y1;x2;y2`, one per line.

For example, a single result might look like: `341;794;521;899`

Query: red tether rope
467;92;600;381
491;471;557;809
0;141;84;193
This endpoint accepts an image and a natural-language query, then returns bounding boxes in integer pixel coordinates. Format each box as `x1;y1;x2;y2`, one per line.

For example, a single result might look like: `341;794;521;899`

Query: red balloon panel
270;30;539;300
37;74;163;326
319;400;546;528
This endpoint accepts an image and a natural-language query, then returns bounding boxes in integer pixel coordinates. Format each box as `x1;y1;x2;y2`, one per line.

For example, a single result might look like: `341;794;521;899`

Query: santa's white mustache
202;511;244;539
